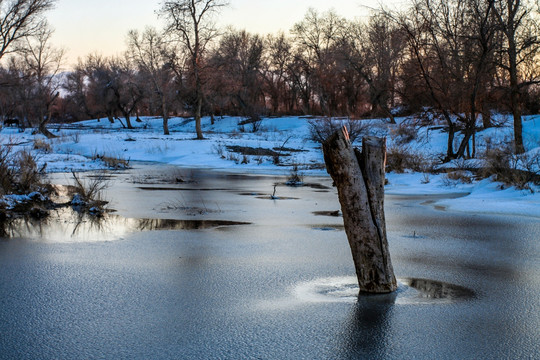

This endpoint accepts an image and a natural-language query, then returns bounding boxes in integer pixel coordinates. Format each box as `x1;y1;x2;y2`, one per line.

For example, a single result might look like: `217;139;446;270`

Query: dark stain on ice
312;210;342;217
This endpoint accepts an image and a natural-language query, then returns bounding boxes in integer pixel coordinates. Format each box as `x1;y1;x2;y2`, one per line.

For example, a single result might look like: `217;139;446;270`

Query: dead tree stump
322;128;397;294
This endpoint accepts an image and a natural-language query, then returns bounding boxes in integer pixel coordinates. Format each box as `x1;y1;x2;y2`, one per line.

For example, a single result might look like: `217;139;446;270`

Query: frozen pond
1;164;539;359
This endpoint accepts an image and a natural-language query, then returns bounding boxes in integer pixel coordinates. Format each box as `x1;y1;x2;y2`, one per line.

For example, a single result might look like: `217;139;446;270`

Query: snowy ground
1;114;539;218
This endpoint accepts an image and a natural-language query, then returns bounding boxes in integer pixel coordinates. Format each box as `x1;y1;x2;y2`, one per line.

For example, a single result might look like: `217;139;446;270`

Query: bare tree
0;0;55;61
20;22;64;137
80;54;119;124
159;0;228;139
389;0;498;161
0;57;29;121
341;14;406;122
127;27;180;135
210;28;265;122
262;32;293;114
286;48;313;114
63;62;91;121
493;0;540;154
107;56;145;130
291;8;347;115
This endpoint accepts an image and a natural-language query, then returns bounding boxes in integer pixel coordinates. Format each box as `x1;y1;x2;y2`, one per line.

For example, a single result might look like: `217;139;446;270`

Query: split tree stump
322;128;397;294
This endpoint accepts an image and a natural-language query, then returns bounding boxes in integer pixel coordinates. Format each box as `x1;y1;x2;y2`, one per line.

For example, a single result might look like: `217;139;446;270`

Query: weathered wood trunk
322;129;397;294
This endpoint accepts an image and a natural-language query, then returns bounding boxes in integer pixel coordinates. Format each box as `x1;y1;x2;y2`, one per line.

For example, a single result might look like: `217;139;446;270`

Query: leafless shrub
14;150;42;193
442;170;473;186
145;142;171;155
102;155;129;169
480;145;540;191
70;172;109;211
0;145;14;195
212;143;226;158
386;144;429;173
308;117;371;143
0;146;45;195
71;132;81;143
91;152;130;169
226;152;239;163
390;118;426;145
286;165;303;186
33;138;52;153
238;113;264;133
272;135;293;165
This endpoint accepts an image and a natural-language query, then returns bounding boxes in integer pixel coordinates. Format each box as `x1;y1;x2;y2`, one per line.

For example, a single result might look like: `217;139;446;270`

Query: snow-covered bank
386;172;540;218
1;115;539;218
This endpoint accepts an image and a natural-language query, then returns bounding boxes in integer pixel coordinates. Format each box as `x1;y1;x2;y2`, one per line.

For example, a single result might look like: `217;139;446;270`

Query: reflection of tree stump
322;129;397;293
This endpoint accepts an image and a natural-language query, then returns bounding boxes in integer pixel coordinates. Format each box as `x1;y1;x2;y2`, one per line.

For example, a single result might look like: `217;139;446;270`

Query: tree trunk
194;52;204;140
38;114;56;139
322;129;397;294
505;4;525;154
482;108;492;129
161;97;169;135
107;113;115;124
123;111;133;129
195;92;203;139
163;116;169;135
455;123;475;159
38;93;59;139
513;107;524;154
445;120;456;161
509;40;524;154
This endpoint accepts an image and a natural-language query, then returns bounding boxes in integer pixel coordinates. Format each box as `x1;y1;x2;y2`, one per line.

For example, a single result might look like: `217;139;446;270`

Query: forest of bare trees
1;0;539;156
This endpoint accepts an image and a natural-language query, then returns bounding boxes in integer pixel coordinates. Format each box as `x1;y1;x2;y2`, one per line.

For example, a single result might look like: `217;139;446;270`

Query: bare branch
0;0;56;60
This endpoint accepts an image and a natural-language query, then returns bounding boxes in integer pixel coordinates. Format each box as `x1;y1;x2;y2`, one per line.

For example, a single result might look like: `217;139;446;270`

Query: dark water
1;165;539;359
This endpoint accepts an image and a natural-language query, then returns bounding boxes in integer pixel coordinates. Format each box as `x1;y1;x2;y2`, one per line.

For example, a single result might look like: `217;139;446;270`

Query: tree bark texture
322;129;397;293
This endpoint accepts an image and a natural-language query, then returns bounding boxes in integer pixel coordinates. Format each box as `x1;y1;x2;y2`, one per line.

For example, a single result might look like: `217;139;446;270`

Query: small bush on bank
480;145;540;191
91;152;130;169
33;138;52;153
70;172;109;214
238;113;264;133
390;119;425;145
442;170;474;186
0;145;13;195
13;150;42;193
0;146;43;195
386;144;431;173
308;117;371;144
0;147;53;224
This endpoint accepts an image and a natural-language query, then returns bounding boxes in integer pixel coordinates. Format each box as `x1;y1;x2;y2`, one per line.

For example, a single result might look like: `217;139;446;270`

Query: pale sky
47;0;402;67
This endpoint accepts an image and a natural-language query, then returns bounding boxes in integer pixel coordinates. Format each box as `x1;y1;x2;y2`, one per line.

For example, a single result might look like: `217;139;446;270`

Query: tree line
1;0;539;159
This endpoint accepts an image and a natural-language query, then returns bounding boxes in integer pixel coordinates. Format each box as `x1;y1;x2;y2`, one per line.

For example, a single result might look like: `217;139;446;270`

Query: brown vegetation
0;0;539;162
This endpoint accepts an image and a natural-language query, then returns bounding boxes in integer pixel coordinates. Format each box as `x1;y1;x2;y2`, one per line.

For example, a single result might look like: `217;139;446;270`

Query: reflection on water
0;208;250;242
339;297;395;359
401;277;476;300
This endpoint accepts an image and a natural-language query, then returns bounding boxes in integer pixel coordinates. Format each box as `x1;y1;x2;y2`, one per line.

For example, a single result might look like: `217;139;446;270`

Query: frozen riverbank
1;115;539;218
